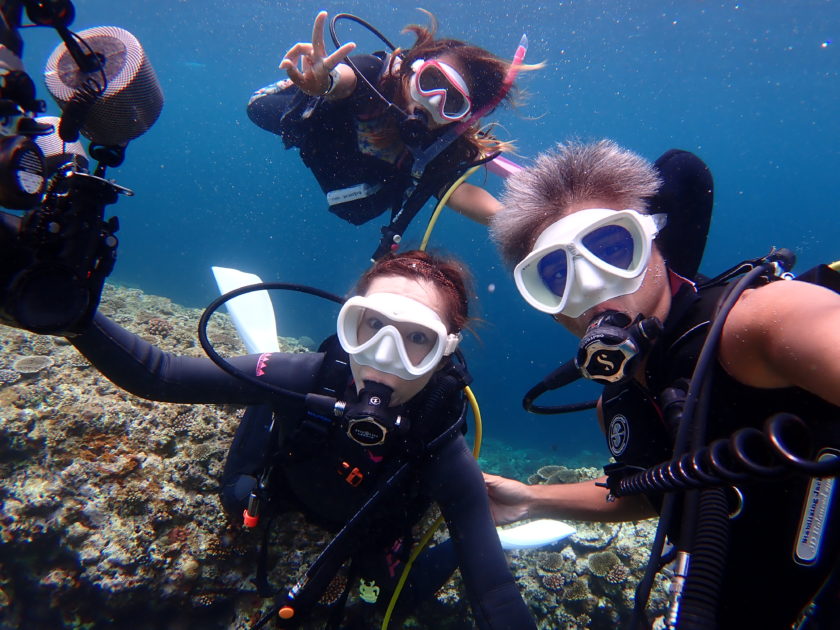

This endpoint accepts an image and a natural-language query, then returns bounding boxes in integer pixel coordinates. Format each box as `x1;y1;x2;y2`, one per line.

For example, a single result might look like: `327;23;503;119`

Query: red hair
354;250;472;333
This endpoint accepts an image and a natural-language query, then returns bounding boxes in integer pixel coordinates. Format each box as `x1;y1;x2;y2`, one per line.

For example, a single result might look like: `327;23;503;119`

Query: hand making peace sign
279;11;357;97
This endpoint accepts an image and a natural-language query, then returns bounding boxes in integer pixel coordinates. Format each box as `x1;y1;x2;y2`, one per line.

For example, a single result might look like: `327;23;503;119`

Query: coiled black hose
611;413;839;498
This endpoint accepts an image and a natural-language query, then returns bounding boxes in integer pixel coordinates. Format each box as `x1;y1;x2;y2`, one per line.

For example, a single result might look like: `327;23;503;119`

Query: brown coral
12;355;54;374
145;317;174;337
564;577;590;601
29;337;54;355
536;465;562;479
319;573;348;605
604;563;630;584
540;573;565;593
538;551;566;572
588;550;621;577
0;368;20;385
545;466;580;484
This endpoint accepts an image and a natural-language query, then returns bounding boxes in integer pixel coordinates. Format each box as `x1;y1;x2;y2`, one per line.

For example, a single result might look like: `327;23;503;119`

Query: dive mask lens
417;65;467;116
357;310;439;368
581;224;636;270
537;249;569;299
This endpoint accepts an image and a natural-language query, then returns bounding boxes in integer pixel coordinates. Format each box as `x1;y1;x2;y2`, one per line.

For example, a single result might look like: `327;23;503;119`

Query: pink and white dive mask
409;58;472;125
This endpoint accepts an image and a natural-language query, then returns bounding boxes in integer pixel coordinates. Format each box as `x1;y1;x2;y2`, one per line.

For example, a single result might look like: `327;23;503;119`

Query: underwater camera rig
0;0;163;334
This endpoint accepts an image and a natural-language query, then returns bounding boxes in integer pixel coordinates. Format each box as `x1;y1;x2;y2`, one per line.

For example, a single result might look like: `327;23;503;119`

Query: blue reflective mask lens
537;249;569;298
581;224;635;270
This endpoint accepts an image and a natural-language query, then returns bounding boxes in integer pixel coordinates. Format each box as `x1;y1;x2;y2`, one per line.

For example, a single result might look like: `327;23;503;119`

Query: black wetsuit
601;278;840;629
71;312;536;630
247;54;467;230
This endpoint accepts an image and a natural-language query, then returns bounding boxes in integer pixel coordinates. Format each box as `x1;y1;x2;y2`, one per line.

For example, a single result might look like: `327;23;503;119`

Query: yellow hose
419;165;483;251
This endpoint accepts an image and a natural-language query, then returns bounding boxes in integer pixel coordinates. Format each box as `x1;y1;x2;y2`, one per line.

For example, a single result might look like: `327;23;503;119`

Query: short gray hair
491;139;662;267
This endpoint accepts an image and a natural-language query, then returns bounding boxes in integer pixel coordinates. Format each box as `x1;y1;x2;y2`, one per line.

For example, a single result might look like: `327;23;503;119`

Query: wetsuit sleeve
246;54;384;137
70;312;323;405
424;435;536;630
247;79;299;136
344;54;386;112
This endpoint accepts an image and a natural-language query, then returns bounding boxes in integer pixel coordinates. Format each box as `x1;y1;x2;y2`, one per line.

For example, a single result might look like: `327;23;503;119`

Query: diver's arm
279;11;356;99
70;312;322;405
427;436;537;630
720;279;840;407
445;182;501;226
484;473;656;525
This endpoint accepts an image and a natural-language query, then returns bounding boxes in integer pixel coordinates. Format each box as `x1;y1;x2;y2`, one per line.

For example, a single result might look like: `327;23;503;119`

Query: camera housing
0;0;162;334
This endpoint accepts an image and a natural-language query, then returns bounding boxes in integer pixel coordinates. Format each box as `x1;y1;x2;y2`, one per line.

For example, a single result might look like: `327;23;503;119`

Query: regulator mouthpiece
576;311;662;385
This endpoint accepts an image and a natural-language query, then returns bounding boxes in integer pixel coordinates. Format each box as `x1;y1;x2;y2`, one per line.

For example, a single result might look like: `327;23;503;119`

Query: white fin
211;266;280;354
496;519;576;550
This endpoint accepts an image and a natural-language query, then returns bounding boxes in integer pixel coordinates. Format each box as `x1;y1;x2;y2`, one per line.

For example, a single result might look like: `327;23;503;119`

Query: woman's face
404;53;472;130
349;274;450;406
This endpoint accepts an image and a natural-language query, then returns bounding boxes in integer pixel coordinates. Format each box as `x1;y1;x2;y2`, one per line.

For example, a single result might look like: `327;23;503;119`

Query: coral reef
0;284;358;630
500;458;671;629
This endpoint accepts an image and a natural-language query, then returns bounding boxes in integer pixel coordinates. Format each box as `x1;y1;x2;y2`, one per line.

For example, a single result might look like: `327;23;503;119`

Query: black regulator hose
677;486;730;629
638;252;795;628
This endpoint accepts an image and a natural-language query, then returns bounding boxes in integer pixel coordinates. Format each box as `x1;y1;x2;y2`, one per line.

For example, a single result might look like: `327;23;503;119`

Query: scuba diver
247;11;533;260
17;249;534;629
484;140;840;629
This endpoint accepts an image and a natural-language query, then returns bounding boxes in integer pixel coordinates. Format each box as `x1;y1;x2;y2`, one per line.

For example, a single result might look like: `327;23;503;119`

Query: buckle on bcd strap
337;461;364;487
372;225;402;261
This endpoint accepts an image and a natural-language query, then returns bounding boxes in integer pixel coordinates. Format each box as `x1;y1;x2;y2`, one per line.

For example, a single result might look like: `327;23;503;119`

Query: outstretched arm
720;279;840;407
484;473;657;526
445;182;502;225
71;312;322;405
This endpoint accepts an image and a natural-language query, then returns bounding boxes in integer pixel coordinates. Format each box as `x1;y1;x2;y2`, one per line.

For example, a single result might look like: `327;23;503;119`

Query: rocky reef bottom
0;284;669;629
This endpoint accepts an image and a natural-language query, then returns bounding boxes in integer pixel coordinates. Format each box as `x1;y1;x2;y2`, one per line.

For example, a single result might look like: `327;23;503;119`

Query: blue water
20;0;840;461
